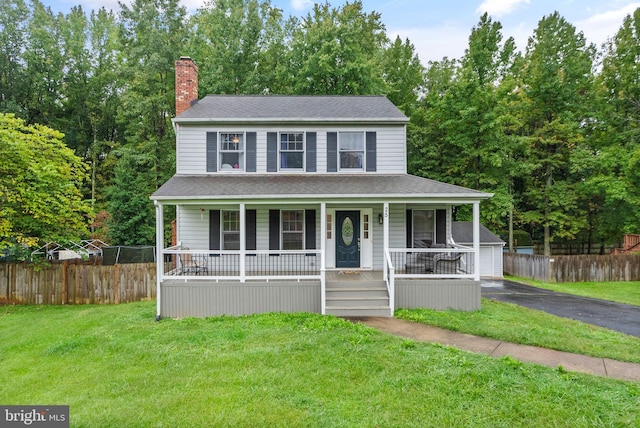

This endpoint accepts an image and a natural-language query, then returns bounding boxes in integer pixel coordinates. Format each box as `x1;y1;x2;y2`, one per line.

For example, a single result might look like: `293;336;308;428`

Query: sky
43;0;640;64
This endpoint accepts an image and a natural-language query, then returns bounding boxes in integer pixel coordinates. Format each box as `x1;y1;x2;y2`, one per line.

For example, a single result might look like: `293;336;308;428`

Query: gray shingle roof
174;95;409;123
152;174;492;201
452;222;505;245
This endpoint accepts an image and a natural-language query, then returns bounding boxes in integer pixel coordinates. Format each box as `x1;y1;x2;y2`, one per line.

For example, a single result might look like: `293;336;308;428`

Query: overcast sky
44;0;640;63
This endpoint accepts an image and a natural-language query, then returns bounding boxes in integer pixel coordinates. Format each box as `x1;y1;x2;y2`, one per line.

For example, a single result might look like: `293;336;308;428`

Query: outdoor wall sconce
378;213;384;224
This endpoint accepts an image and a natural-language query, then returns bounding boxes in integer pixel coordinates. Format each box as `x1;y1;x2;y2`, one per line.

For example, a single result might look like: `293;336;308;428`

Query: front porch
156;245;480;318
152;177;491;319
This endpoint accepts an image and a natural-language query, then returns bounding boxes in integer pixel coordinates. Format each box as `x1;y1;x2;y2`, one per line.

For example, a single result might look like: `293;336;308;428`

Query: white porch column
154;201;164;320
320;202;326;315
383;202;389;279
473;201;481;281
240;203;246;282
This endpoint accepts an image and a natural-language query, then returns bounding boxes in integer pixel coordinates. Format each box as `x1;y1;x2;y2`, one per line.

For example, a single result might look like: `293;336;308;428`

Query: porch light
378;213;383;224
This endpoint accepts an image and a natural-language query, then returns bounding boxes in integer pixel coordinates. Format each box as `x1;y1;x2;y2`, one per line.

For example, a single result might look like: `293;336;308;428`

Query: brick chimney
175;56;198;116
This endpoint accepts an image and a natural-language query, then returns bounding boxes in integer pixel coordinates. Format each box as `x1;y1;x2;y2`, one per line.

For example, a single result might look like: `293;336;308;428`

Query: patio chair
432;252;463;274
179;251;207;274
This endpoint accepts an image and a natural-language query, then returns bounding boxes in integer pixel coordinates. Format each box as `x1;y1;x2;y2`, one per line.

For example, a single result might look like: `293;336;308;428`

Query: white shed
452;222;505;278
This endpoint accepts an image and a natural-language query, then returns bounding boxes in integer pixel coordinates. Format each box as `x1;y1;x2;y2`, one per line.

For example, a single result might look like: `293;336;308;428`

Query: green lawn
507;276;640;306
396;299;640;363
1;303;639;427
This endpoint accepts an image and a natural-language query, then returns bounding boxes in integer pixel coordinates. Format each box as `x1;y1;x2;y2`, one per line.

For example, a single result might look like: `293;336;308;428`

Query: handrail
384;249;395;316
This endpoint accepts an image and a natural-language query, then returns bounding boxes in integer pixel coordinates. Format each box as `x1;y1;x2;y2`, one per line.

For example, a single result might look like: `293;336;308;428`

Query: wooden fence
0;262;156;305
504;253;640;282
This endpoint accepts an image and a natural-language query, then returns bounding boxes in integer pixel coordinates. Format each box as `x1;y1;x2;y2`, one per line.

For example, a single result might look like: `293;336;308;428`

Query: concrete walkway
349;317;640;383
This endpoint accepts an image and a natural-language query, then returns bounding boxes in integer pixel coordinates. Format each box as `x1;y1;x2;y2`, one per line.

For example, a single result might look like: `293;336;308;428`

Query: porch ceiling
151;174;493;203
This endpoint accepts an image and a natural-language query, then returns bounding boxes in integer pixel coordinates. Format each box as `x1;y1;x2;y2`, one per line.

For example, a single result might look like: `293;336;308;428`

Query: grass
396;299;640;363
1;302;639;427
506;276;640;306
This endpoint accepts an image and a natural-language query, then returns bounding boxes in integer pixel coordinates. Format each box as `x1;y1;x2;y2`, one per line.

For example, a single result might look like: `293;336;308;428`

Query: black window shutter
406;209;412;248
206;132;217;172
246;132;257;172
269;210;280;250
209;210;221;250
246;210;257;251
306;132;316;172
267;132;278;172
366;132;377;172
305;209;316;250
436;209;446;244
327;132;337;172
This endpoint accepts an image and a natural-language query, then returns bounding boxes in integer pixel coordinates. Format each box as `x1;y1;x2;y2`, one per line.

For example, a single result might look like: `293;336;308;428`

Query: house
151;57;493;319
451;222;505;278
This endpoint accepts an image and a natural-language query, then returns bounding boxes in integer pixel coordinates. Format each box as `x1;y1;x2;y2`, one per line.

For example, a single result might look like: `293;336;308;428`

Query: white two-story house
151;57;492;319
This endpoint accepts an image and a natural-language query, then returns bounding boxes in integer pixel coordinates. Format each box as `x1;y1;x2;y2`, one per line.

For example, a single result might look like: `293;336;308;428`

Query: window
280;132;304;170
220;133;244;171
339;132;364;170
222;210;240;250
282;210;304;250
412;210;435;247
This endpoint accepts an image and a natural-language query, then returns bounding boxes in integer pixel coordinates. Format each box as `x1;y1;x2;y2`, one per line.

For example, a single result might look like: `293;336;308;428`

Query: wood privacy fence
0;262;156;305
504;253;640;283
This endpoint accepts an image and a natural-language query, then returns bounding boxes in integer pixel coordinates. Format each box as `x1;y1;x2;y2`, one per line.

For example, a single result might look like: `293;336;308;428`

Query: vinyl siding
176;124;406;174
178;205;320;251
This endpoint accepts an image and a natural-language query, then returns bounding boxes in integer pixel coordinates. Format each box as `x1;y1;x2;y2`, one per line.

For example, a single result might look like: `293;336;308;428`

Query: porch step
325;280;391;317
326;306;392;317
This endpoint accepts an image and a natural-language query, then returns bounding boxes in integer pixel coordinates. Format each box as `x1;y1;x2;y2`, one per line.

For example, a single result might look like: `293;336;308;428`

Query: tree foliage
1;1;640;252
0;113;91;249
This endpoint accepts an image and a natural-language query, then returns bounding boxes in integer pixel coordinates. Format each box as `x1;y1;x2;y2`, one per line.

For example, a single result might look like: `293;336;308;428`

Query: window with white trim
339;132;364;170
280;132;304;170
220;132;244;171
222;210;240;250
281;210;304;250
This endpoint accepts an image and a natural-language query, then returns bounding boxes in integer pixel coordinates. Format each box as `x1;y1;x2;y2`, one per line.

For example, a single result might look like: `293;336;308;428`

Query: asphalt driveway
481;279;640;338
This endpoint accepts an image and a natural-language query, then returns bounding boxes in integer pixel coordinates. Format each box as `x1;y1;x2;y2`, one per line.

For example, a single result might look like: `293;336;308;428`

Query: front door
336;211;360;268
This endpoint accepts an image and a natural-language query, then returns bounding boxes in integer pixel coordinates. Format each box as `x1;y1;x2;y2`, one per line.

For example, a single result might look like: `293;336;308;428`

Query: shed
452;222;505;278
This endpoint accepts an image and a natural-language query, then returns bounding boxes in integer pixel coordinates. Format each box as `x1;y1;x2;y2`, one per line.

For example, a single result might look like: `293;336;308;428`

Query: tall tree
0;113;91;249
0;0;29;115
188;0;284;94
380;36;424;113
517;12;595;255
288;1;387;95
22;0;65;126
117;0;186;187
106;148;156;245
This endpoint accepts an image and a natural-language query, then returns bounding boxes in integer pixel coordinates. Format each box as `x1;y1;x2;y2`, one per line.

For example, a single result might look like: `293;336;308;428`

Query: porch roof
151;174;493;203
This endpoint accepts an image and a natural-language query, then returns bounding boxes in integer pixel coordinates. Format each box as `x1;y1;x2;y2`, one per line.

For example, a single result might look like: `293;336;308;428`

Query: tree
380;36;424;113
106;147;156;245
517;12;595;255
287;1;387;95
188;0;283;94
0;113;91;249
0;0;29;115
117;0;187;188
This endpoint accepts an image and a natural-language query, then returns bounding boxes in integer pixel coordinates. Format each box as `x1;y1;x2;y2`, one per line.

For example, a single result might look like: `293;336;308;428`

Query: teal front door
336;211;360;268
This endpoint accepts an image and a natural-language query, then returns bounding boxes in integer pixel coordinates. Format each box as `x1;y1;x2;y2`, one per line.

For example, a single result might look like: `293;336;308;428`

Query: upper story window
339;132;364;170
220;132;244;171
280;132;304;170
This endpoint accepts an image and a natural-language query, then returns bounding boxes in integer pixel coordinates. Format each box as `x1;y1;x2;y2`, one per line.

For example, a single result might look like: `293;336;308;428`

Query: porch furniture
405;242;446;273
179;252;208;274
432;253;463;274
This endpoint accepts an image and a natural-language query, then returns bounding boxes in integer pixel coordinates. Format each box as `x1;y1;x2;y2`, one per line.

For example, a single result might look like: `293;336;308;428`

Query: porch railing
162;244;322;281
384;249;395;316
388;245;476;279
